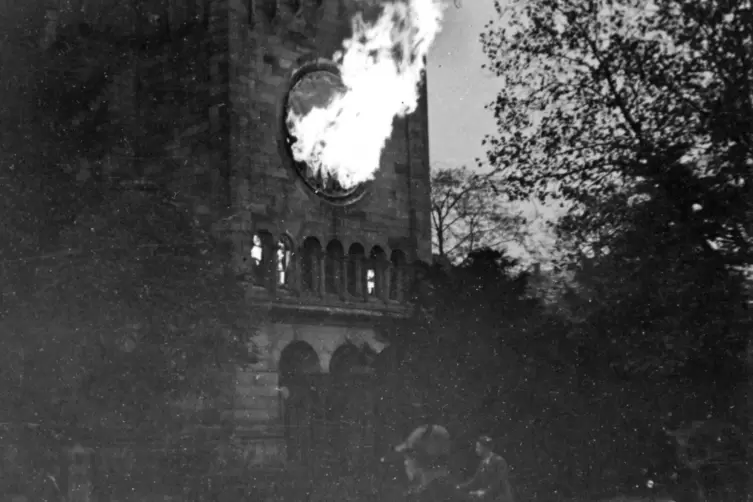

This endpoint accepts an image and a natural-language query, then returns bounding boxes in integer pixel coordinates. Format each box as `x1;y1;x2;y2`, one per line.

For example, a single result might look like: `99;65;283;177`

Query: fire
285;0;445;190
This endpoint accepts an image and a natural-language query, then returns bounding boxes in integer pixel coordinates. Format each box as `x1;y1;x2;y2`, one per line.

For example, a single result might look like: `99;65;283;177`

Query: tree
664;418;748;502
431;166;527;262
480;4;752;498
479;0;753;442
405;248;538;431
481;0;753;268
401;248;683;500
0;0;249;442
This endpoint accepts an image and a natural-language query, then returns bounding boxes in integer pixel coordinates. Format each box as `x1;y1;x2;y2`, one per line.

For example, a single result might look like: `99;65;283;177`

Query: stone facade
220;0;431;258
39;0;431;469
36;0;430;472
209;0;432;465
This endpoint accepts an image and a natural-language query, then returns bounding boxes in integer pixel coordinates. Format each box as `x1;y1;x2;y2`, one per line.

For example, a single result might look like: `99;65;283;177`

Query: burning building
222;0;441;466
1;0;441;493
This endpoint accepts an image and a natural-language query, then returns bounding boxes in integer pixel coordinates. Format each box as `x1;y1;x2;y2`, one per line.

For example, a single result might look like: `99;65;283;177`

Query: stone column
360;260;369;302
341;257;349;301
318;252;326;297
290;250;302;295
266;233;278;295
384;263;393;302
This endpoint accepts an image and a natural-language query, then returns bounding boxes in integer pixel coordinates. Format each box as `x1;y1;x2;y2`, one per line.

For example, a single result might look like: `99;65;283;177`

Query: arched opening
347;243;366;297
250;231;274;287
329;343;369;376
279;341;321;465
325;240;344;295
301;237;322;293
279;340;321;382
277;235;295;290
389;250;407;301
368;246;387;298
328;343;377;472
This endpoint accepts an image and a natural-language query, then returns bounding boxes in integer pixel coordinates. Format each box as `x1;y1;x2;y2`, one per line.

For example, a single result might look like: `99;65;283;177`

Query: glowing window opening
280;61;367;204
251;235;263;264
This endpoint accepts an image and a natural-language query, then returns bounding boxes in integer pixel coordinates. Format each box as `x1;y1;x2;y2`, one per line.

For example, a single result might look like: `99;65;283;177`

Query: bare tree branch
432;166;528;262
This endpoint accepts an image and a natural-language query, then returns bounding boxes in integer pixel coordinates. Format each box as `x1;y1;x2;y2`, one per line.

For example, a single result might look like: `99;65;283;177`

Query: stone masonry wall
216;0;432;466
226;0;433;263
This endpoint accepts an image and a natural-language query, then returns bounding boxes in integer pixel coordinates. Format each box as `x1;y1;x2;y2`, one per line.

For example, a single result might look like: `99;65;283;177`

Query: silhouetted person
383;424;462;502
402;450;460;502
456;436;515;502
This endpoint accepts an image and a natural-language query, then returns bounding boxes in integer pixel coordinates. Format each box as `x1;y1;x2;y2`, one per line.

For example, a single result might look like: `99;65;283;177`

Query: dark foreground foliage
477;1;751;499
395;248;749;502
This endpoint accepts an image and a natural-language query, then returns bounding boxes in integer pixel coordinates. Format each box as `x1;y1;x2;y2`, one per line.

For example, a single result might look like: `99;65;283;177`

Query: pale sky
427;0;498;170
425;1;560;265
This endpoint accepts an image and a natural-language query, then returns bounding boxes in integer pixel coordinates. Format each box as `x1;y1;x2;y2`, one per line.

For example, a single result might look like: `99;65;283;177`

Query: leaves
481;0;753;267
481;0;750;438
403;252;690;499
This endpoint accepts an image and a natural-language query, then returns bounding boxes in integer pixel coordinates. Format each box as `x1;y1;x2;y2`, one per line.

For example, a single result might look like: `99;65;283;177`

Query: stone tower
212;0;433;466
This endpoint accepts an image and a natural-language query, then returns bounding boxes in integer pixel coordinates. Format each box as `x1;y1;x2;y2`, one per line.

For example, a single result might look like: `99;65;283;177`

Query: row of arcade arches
248;233;411;300
278;340;393;469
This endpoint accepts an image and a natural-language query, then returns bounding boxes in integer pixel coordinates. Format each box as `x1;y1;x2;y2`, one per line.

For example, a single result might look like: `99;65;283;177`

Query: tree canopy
481;0;752;267
479;1;751;500
479;0;751;420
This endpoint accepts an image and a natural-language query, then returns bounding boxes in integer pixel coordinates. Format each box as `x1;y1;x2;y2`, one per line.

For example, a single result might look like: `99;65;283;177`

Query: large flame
286;0;445;190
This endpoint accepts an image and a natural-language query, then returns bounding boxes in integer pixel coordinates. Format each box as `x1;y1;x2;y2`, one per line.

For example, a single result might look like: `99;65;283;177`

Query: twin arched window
250;232;294;289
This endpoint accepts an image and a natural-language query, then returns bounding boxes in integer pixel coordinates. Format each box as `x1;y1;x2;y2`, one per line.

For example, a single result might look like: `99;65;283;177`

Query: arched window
325;240;344;295
251;231;274;287
389;250;407;301
277;236;294;289
279;341;321;464
347;243;366;297
368;246;387;298
301;237;322;293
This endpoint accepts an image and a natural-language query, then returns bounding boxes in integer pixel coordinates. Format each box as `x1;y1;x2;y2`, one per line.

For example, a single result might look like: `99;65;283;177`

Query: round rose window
280;61;366;204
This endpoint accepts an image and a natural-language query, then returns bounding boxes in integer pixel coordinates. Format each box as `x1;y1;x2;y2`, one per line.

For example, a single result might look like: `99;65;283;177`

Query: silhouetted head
475;435;493;457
